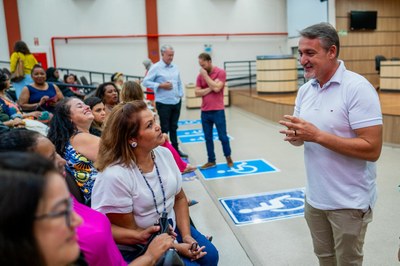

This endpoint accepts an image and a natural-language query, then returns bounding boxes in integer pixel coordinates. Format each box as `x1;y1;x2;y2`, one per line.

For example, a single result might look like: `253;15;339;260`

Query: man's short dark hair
198;52;212;61
299;22;340;58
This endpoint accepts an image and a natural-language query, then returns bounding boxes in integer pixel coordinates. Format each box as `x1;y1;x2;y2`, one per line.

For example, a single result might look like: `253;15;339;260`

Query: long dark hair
13;41;31;54
47;97;76;155
0;152;56;266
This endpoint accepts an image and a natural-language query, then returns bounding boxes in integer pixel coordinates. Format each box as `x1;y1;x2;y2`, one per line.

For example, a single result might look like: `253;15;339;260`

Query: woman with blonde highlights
120;82;196;175
92;101;218;265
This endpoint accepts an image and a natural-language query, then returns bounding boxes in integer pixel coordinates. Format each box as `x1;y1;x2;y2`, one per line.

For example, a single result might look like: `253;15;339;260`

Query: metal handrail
0;61;144;84
224;60;256;89
57;67;144;84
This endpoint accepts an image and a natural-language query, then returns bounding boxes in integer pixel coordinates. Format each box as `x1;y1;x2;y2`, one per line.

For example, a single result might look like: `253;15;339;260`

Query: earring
130;142;137;148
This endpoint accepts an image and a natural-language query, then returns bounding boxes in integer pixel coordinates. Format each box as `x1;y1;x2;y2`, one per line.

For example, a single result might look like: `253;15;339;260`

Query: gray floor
180;105;400;266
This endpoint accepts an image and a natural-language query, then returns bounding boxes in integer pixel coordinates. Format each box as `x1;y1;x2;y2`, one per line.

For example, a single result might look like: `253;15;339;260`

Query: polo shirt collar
311;60;345;89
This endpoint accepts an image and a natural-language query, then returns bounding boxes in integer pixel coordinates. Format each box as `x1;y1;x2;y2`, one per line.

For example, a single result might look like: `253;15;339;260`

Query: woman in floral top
48;97;99;205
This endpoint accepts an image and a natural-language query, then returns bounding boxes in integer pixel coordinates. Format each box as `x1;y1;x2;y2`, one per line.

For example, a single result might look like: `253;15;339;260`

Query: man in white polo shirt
280;23;382;265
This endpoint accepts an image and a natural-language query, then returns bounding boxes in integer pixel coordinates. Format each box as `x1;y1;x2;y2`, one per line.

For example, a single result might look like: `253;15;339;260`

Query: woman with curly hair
47;97;99;205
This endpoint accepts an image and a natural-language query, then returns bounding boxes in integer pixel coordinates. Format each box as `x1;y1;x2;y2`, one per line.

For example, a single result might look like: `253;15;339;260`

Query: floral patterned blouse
64;138;97;205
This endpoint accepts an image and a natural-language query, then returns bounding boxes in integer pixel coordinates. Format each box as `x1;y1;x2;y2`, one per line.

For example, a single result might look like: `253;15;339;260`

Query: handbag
10;57;25;82
135;212;184;266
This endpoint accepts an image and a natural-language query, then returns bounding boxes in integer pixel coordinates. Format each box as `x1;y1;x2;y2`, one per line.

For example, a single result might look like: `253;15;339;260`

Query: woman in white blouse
92;101;218;265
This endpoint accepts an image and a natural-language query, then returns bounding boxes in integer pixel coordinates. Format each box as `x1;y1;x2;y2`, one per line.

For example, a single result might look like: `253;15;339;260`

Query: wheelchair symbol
189;136;204;142
239;195;304;214
184;129;203;135
217;161;257;174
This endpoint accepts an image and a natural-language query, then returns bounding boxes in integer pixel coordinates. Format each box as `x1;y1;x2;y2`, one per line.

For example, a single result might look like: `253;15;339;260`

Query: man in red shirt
195;53;233;169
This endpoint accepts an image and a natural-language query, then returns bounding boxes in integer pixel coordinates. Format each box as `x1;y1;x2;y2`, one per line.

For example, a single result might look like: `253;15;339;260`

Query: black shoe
177;150;188;158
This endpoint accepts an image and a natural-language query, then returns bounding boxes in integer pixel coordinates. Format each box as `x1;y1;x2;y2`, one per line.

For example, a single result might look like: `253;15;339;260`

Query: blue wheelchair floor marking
220;188;305;225
177;128;205;136
178;119;202;126
199;159;279;180
179;133;233;144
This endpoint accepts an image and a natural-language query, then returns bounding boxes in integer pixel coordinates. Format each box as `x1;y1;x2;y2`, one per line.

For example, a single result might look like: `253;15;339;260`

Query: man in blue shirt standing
142;45;187;157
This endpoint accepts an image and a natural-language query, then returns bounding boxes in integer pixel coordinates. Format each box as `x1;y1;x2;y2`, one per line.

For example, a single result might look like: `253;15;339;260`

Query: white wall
286;0;329;51
287;0;328;38
157;0;288;84
0;1;9;60
17;0;147;79
2;0;288;84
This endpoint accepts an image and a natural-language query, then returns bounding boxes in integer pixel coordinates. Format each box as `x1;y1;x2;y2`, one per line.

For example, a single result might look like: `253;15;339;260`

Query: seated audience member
92;101;218;265
2;68;17;101
84;96;106;137
0;129;74;197
121;80;144;103
0;154;83;266
0;69;52;127
111;72;125;91
64;73;85;98
19;64;64;113
46;67;74;97
46;67;61;83
121;81;196;175
0;133;174;266
95;82;119;117
48;97;99;205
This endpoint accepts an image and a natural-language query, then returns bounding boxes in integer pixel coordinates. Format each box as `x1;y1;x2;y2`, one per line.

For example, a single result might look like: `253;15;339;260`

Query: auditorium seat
375;55;387;73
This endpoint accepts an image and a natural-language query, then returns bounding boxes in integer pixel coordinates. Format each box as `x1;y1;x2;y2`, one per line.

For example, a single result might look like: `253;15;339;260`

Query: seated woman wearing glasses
0;150;175;266
0;153;83;266
92;101;218;265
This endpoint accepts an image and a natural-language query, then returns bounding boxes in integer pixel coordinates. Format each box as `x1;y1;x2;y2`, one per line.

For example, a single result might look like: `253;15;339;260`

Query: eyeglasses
35;198;73;227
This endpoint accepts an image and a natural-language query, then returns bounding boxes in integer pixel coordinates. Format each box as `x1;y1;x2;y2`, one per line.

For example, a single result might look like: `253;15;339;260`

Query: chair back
375;55;387;72
80;76;90;85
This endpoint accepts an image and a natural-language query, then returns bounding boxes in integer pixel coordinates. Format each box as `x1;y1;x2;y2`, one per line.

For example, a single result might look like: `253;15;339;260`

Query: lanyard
138;152;167;215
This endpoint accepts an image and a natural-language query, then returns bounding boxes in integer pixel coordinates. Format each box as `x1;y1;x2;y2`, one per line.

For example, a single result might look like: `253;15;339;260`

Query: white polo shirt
294;61;382;210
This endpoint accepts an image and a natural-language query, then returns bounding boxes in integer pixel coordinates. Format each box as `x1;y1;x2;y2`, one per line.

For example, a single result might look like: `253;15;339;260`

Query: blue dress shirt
142;60;183;105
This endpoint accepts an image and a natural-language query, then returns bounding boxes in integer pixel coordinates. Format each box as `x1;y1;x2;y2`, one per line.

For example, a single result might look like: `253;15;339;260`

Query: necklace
138;151;167;215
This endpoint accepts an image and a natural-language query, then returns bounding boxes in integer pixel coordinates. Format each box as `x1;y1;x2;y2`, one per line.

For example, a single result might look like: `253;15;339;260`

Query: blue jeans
156;100;182;150
201;110;231;163
121;225;219;266
175;225;219;266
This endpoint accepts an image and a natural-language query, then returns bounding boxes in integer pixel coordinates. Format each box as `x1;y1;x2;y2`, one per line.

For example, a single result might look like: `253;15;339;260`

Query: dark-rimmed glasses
35;198;73;227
